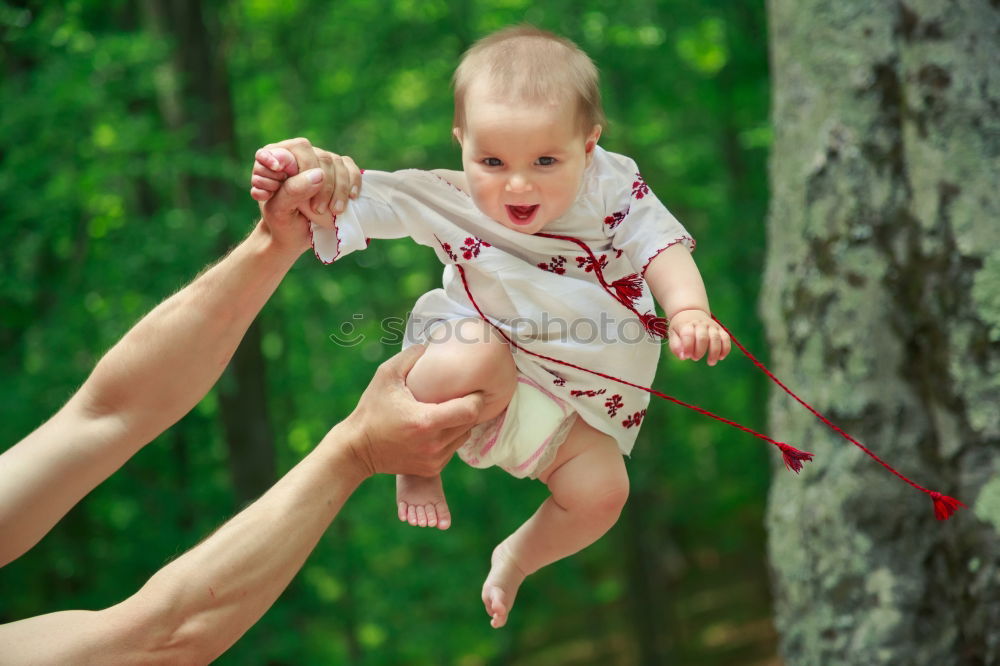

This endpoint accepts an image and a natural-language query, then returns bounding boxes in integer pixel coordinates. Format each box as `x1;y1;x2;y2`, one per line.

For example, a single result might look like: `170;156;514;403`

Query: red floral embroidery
538;256;567;274
462;236;490;259
576;254;609;273
553;376;566;387
614;249;624;259
604;207;629;230
570;388;607;398
622;410;646;429
632;173;649;199
436;236;458;261
605;394;624;417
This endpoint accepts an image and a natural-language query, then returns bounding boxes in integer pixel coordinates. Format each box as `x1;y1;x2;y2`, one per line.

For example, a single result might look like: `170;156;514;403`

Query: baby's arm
644;245;731;366
250;138;361;228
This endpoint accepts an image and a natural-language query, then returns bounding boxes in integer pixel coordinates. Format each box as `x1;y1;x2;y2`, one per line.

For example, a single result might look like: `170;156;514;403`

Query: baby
252;26;731;628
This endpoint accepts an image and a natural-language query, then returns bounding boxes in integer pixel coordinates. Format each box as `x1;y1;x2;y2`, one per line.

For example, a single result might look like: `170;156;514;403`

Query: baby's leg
482;418;628;628
397;318;517;529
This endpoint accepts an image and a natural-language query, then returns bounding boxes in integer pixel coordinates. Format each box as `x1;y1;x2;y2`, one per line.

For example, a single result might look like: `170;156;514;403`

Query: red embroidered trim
632;173;650;199
435;235;458;262
604;393;624;416
310;215;342;265
640;237;697;277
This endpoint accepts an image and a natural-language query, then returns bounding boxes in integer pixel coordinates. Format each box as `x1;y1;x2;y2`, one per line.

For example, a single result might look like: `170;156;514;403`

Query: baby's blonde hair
452;25;606;137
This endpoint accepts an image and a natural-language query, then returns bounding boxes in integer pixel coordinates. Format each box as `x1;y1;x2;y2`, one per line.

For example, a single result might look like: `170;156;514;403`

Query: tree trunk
762;1;1000;664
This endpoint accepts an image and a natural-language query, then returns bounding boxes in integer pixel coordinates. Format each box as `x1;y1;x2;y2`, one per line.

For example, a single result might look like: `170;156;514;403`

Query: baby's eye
536;156;557;166
482;157;503;167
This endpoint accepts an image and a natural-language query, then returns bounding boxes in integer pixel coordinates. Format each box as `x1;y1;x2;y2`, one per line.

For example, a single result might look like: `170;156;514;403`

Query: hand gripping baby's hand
667;309;732;366
249;137;361;228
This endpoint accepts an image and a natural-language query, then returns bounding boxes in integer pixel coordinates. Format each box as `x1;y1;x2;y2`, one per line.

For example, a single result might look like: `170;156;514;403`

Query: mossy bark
762;1;1000;664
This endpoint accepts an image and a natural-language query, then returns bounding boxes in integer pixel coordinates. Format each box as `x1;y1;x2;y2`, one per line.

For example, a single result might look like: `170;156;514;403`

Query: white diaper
458;376;578;479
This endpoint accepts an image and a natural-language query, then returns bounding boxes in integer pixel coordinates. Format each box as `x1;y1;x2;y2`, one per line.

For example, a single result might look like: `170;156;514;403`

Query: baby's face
455;85;599;235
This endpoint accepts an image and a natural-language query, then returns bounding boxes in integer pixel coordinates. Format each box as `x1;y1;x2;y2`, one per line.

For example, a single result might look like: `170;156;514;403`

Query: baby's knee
408;319;516;407
588;466;630;520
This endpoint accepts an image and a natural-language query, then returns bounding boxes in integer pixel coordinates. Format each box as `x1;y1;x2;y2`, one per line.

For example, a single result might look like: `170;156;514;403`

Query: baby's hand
249;138;361;228
667;309;731;366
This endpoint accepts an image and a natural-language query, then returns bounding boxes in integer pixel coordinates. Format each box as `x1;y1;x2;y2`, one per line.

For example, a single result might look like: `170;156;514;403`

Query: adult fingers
328;155;352;214
268;168;324;213
281;138;320;175
344;155;362;200
424;391;484;435
378;344;427;384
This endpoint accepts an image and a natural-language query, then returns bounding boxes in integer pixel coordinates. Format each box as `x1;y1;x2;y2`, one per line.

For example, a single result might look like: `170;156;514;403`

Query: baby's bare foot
396;474;451;530
482;541;528;628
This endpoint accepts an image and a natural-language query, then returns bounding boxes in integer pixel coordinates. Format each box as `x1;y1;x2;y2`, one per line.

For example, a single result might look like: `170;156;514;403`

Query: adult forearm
0;424;371;665
0;222;303;566
83;222;302;442
116;424;370;663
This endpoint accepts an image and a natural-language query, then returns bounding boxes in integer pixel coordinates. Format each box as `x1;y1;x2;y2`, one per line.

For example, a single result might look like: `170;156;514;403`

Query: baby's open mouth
505;204;539;225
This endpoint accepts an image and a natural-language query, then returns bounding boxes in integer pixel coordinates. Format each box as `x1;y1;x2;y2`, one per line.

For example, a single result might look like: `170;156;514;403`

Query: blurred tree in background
1;1;775;663
764;1;999;664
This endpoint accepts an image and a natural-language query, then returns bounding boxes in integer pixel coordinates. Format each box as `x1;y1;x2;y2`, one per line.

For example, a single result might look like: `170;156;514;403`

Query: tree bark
762;1;1000;664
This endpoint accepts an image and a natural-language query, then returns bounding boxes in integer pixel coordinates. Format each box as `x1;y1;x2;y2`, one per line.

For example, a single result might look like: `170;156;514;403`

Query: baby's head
452;26;606;234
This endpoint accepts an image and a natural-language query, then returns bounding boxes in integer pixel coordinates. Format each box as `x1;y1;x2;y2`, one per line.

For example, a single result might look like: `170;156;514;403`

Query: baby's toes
434;503;452;530
415;505;429;527
407;504;419;526
398;501;408;522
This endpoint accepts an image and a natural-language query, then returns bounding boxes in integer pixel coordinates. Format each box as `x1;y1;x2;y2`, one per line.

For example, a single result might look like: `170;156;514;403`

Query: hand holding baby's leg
398;319;517;530
482;420;628;628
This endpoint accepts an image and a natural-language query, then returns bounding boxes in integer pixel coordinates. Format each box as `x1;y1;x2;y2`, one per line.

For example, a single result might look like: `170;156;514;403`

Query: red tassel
640;313;669;338
929;491;966;521
611;273;644;308
776;442;815;473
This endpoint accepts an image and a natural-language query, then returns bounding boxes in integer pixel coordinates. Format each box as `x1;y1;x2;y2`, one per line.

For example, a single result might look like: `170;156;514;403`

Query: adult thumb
271;168;324;212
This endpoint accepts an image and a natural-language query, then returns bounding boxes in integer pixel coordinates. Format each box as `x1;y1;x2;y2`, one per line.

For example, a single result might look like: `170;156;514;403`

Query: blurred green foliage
1;0;775;663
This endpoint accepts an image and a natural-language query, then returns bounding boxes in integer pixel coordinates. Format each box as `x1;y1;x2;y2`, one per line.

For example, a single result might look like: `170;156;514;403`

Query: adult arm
0;161;335;566
0;346;483;665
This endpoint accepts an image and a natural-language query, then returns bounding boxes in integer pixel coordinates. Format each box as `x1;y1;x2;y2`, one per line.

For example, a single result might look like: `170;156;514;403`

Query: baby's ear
585;125;602;163
452;127;464;146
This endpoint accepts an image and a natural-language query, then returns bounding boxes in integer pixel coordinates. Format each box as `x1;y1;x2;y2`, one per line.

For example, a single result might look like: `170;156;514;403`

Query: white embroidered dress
312;146;694;460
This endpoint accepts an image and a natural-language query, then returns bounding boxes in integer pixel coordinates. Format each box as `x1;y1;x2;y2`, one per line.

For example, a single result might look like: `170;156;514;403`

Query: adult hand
343;345;484;477
251;137;361;235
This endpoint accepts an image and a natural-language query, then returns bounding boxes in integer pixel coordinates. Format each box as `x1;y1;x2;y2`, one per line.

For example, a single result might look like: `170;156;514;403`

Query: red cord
455;245;965;521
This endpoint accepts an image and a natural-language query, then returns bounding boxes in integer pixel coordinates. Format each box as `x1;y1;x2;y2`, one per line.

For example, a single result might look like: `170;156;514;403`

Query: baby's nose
505;173;533;193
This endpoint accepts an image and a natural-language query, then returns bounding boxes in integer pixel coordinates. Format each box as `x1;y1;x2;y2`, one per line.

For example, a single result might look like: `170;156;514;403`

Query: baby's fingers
668;328;684;360
257;147;300;175
707;327;723;366
676;323;696;360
